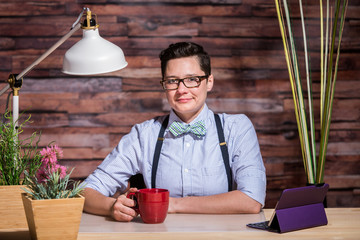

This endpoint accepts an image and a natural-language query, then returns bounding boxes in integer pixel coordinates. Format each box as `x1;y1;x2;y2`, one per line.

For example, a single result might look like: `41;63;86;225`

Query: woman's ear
206;74;214;92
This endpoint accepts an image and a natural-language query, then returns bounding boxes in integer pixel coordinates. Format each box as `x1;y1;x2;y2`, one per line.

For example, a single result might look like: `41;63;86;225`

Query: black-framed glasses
160;75;208;90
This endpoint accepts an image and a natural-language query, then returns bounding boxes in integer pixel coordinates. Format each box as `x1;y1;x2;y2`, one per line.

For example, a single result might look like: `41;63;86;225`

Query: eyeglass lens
162;76;206;90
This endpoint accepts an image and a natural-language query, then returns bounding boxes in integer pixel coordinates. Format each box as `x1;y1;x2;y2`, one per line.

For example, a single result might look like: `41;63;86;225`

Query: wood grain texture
0;186;28;229
0;0;359;208
22;194;84;240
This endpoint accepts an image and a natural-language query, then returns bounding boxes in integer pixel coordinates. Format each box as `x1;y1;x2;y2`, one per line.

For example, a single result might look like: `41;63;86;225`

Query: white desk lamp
0;7;128;128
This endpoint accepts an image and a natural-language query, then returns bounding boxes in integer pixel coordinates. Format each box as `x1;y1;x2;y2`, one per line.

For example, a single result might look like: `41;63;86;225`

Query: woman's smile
164;56;213;123
176;97;192;103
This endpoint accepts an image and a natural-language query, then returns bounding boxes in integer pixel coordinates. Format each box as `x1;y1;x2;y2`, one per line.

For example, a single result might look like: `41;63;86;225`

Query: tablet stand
269;202;327;233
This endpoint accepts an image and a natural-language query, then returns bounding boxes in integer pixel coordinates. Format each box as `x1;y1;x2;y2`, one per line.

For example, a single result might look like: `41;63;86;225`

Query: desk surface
1;208;359;240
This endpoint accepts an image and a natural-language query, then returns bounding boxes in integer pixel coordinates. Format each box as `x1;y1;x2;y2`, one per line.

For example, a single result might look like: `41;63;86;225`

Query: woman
82;42;266;222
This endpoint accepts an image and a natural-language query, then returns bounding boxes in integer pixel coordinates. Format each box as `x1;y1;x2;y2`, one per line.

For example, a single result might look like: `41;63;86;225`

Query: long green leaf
317;0;348;183
321;0;331;127
275;0;315;183
318;0;340;183
275;0;347;184
299;0;317;178
275;0;306;179
284;0;314;183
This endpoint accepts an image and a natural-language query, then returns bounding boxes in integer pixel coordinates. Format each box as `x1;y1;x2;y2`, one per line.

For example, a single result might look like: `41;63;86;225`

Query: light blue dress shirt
84;104;266;206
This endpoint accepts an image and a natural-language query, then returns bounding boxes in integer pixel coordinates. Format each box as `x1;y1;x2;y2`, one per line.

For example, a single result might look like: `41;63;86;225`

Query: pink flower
40;145;63;161
35;167;48;183
58;165;67;178
36;145;67;183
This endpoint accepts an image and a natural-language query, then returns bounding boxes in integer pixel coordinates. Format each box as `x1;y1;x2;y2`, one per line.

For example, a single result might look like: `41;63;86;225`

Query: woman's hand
110;188;139;222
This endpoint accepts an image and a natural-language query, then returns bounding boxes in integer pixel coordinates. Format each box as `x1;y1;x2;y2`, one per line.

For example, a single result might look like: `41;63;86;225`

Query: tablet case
248;183;329;233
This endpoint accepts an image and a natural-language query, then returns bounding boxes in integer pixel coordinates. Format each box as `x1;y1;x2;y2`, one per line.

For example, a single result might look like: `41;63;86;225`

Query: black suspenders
151;115;169;189
151;113;232;192
214;113;232;192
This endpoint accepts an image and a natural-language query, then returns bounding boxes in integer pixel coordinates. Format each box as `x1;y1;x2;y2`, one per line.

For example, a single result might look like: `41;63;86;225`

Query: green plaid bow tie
169;120;206;138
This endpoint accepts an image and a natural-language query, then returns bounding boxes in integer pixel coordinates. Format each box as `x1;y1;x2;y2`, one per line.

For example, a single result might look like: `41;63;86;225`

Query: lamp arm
0;84;9;96
1;23;81;127
0;7;87;129
1;7;88;98
16;23;81;81
16;7;87;81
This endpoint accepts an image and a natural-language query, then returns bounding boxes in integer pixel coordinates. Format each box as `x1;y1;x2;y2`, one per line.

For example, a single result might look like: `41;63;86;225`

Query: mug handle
126;192;139;213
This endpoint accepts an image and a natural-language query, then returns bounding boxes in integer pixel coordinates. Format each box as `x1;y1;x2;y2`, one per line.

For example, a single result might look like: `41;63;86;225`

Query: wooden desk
1;208;359;240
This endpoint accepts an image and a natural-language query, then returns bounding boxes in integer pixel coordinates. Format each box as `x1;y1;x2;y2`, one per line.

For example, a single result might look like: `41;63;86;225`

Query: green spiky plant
274;0;348;184
0;112;42;185
22;145;85;200
23;169;84;200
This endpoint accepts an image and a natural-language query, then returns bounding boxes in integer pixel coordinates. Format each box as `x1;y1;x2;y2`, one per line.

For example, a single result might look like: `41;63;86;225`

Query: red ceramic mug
127;188;169;224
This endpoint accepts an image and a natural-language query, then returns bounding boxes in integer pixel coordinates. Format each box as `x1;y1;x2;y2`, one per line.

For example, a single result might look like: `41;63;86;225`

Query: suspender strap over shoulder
214;113;232;192
151;115;169;188
151;114;232;191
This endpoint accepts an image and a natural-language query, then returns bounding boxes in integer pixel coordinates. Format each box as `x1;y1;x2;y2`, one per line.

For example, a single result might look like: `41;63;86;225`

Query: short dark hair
159;42;211;78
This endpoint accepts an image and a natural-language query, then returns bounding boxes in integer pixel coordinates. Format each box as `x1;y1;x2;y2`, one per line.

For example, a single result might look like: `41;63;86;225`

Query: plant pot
0;185;28;229
21;193;84;240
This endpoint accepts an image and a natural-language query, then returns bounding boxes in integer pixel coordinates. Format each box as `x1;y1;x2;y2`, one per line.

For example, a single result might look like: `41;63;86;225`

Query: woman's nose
176;81;188;93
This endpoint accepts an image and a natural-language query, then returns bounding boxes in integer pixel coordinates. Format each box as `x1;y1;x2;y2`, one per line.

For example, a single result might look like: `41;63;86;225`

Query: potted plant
21;144;85;240
0;112;42;229
274;0;348;185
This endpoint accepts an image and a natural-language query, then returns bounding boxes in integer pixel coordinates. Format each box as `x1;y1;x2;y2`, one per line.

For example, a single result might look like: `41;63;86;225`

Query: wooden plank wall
0;0;359;207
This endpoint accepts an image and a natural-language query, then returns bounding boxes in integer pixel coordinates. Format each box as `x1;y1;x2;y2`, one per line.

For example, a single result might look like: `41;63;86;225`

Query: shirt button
184;168;189;173
186;142;191;147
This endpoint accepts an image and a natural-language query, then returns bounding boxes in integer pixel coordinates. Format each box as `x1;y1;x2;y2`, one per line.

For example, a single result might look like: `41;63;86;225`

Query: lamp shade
62;28;128;75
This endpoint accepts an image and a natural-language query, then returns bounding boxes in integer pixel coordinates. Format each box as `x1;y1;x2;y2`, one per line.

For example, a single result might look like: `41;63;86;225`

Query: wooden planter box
0;185;28;229
21;193;84;240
